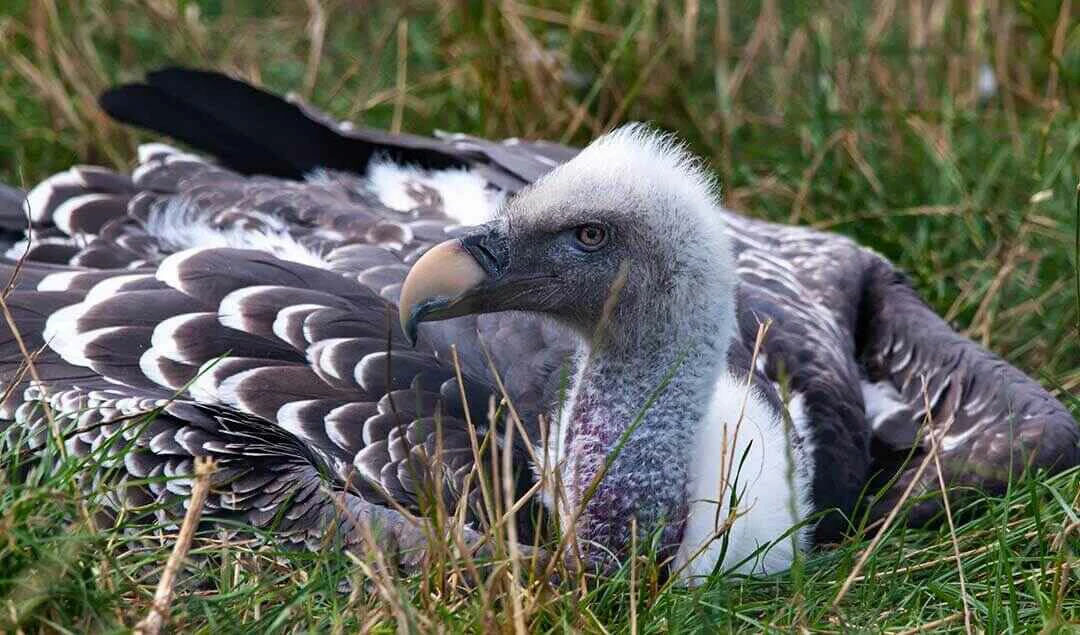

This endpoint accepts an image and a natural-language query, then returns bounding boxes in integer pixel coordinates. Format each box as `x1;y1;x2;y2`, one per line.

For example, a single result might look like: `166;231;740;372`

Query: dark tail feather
99;67;467;178
0;184;27;230
0;184;28;253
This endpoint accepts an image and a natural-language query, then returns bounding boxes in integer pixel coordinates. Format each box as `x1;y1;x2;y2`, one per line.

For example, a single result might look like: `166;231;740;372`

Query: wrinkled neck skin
554;256;737;567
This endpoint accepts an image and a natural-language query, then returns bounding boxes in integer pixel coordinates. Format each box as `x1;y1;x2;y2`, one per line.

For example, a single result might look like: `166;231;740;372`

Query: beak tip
398;235;494;345
397;235;490;341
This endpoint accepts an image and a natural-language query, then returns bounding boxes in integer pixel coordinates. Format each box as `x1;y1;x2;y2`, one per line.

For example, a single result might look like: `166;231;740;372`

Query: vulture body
1;68;1076;583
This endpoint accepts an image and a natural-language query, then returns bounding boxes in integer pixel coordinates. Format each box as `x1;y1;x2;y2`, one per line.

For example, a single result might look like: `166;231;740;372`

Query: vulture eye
574;224;608;250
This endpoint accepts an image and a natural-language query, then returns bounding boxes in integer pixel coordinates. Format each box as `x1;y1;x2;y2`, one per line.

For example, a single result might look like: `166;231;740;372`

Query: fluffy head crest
511;124;726;244
568;123;720;206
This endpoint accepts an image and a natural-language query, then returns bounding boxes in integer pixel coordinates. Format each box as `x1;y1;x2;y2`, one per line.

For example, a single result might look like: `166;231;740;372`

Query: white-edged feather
85;274;153;304
156;247;214;292
214;367;264;412
272;303;325;347
325;403;365;451
150;312;214;364
217;286;270;333
306;338;359;383
51;193;115;236
354;352;385;392
49;325;127;369
353;441;387;484
276;400;320;443
4;236;78;261
187;357;230;403
22;170;80;223
36;271;85;292
43;301;90;364
138;347;182;390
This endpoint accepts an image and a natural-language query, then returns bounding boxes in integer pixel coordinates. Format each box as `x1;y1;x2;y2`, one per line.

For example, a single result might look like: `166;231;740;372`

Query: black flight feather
100;67;470;179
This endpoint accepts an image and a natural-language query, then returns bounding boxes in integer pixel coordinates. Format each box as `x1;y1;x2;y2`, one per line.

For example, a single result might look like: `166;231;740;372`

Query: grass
0;0;1078;631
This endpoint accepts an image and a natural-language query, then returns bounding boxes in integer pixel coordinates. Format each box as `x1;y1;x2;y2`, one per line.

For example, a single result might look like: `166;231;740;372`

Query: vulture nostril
473;242;498;271
459;227;509;276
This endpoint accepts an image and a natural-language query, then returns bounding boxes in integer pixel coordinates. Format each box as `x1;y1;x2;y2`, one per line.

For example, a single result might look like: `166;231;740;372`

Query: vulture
1;68;1076;584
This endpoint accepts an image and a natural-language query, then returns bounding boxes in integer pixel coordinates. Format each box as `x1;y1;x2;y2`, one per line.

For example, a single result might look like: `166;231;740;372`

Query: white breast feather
674;372;813;584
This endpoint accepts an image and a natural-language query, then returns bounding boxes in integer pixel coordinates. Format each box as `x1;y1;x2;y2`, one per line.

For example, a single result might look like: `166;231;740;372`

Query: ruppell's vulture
0;68;1075;583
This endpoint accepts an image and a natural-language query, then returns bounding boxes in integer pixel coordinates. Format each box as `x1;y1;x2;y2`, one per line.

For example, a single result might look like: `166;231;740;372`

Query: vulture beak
399;222;510;345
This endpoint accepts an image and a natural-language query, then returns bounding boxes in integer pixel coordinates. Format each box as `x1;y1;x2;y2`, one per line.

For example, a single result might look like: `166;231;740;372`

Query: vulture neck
559;246;738;561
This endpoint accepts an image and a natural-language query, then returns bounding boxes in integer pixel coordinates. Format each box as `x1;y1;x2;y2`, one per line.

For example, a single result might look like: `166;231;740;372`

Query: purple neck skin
561;318;732;566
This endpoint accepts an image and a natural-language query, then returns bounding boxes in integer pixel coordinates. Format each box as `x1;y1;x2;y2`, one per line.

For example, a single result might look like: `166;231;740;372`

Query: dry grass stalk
347;515;420;631
719;321;770;513
988;3;1022;150
923;378;973;635
966;222;1031;346
789;130;848;224
498;0;561;123
811;204;970;231
603;35;673;131
831;396;961;609
850;527;1039;583
511;2;621;37
0;257;64;460
561;14;642;141
682;0;699;63
663;321;771;585
889;612;963;635
1045;0;1071;101
391;18;408;134
725;0;777;103
629;516;638;635
133;456;218;635
302;0;327;98
501;416;528;634
1048;486;1080;625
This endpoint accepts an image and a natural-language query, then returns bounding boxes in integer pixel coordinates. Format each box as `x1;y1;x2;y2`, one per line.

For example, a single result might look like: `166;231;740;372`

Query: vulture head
401;125;735;349
401;125;741;571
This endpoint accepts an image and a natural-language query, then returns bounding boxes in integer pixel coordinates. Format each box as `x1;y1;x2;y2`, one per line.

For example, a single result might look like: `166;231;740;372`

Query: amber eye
574;224;608;250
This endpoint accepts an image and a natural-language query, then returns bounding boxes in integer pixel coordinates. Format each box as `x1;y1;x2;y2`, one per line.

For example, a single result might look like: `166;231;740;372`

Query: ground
0;1;1077;632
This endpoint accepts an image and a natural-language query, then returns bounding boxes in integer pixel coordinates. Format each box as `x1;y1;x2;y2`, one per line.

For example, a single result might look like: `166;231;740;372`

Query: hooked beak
398;222;509;344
